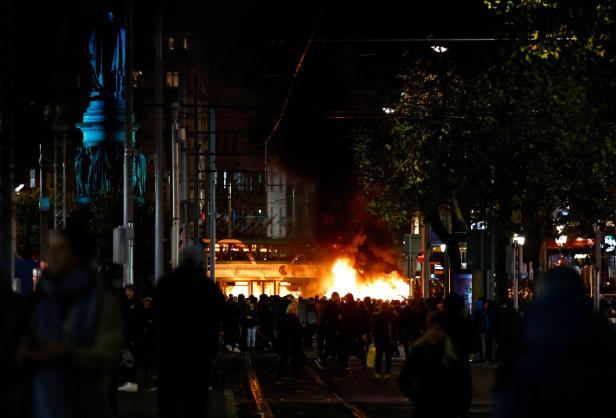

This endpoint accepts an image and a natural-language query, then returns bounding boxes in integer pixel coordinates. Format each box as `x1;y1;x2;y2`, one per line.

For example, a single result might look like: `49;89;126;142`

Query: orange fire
323;258;410;301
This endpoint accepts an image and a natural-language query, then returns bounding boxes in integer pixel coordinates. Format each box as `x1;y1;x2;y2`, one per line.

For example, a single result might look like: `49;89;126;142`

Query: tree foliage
355;0;616;275
15;190;40;259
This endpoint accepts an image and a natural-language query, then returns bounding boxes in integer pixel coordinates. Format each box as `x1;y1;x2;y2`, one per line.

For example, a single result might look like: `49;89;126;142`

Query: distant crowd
2;222;616;418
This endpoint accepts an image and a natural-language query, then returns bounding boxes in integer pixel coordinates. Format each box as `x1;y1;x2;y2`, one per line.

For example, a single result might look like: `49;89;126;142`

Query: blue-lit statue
88;10;125;98
87;146;112;196
75;5;141;204
133;147;147;199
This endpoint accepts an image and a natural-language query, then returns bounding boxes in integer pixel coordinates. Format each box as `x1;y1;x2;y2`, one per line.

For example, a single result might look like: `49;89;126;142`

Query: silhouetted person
315;292;340;370
399;314;465;418
0;275;23;416
155;246;226;418
276;302;304;379
118;284;142;392
373;302;397;378
492;298;521;393
441;293;475;417
338;293;367;371
494;267;616;418
16;224;121;418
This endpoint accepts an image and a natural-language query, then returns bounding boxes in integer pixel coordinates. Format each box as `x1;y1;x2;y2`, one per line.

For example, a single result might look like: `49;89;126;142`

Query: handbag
366;344;376;368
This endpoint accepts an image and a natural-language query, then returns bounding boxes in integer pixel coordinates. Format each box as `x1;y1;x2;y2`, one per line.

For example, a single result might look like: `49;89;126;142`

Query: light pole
170;102;180;269
594;225;602;313
512;234;525;311
422;222;431;299
122;0;135;287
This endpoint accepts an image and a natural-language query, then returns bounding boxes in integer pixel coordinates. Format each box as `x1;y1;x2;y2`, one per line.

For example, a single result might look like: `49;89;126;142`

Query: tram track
244;351;372;418
304;366;371;418
245;353;275;418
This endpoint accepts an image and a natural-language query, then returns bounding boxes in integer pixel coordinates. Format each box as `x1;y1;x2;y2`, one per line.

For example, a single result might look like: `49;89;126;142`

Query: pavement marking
305;367;371;418
245;353;275;418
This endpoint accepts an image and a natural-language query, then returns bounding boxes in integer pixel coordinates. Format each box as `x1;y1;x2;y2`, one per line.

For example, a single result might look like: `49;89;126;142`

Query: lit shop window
166;71;179;88
168;37;175;50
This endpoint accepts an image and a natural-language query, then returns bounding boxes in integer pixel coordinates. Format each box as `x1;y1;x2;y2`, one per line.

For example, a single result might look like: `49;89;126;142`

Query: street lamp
512;234;525;310
512;234;525;246
556;234;568;246
431;45;448;53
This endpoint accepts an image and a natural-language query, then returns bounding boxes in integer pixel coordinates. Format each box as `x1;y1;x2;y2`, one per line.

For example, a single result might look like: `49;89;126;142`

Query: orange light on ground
324;258;409;301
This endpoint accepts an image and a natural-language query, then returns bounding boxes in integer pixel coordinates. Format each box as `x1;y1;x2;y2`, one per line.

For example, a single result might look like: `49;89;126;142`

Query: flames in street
323;258;409;301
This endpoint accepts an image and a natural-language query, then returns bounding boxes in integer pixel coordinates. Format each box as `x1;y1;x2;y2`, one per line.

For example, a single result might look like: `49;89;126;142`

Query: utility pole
53;119;67;231
227;179;232;238
39;106;52;266
422;221;431;299
0;0;15;285
208;107;216;281
170;102;180;268
153;0;164;282
594;225;602;312
180;126;188;247
123;0;135;287
193;77;200;244
512;241;519;311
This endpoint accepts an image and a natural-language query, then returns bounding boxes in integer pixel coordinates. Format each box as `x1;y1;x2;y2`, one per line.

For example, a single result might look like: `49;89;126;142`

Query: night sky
10;0;495;265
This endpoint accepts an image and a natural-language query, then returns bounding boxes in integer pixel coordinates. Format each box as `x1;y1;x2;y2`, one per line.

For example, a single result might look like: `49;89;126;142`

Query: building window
29;168;36;188
183;38;189;50
166;71;179;88
168;37;175;50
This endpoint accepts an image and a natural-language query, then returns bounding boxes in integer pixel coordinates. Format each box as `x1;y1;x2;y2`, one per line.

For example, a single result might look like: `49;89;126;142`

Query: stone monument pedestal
75;95;139;204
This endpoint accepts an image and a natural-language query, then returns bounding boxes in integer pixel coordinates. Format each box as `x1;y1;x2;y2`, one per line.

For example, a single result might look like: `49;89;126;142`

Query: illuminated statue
88;10;125;97
133;147;147;198
87;146;113;196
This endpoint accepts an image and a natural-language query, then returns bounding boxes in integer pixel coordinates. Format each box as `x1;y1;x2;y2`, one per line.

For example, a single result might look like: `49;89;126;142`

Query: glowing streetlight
14;184;25;193
556;234;568;246
439;243;447;253
512;234;525;246
382;107;395;114
512;234;525;311
431;45;448;53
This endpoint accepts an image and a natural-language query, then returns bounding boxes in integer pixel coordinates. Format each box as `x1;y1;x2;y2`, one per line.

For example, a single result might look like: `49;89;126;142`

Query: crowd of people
1;222;616;418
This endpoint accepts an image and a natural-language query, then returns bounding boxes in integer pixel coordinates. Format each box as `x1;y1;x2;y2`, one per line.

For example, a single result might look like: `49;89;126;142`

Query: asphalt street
118;348;496;418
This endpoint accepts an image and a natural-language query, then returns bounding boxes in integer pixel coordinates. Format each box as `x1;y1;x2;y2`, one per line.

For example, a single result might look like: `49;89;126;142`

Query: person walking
338;293;367;371
15;224;121;418
118;284;142;392
399;294;475;418
471;297;487;362
373;302;397;379
245;302;258;350
223;295;241;353
304;297;318;351
276;302;304;379
398;302;415;359
315;293;340;370
0;277;22;416
494;267;616;418
155;246;226;418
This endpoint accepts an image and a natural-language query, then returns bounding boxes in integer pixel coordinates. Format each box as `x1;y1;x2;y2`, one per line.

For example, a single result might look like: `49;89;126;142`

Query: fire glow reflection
324;258;409;301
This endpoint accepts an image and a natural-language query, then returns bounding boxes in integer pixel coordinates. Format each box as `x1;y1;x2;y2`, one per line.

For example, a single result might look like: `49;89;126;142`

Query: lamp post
512;234;525;311
440;243;449;295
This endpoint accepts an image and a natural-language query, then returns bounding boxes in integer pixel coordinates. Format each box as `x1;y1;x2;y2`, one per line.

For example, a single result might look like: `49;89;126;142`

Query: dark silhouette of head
535;266;584;301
